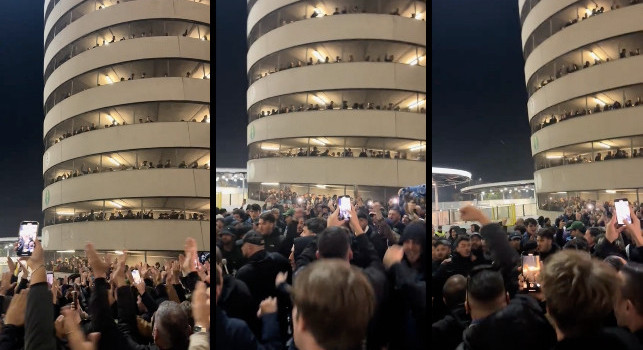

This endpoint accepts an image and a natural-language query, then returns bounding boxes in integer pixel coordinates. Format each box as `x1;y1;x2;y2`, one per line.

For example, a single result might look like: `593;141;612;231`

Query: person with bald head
432;274;471;349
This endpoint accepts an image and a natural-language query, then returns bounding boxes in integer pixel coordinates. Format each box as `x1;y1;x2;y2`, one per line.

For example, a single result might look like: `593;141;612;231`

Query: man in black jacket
235;231;292;342
536;227;560;263
257;212;290;257
432;235;473;322
615;262;643;345
458;267;556;350
432;274;470;350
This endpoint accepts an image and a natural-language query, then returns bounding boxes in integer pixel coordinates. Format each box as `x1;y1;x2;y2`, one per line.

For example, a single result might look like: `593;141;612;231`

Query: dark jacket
219;243;246;273
432;304;470;350
539;242;560;262
293;235;315;261
263;228;290;257
236;250;291;309
220;274;258;337
365;224;388;260
25;282;56;350
384;261;426;350
553;327;642;350
215;307;283;350
457;295;556;350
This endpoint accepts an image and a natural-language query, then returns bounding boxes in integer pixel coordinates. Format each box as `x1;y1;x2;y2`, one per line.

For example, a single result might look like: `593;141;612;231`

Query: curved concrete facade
247;4;426;198
520;0;643;211
42;0;211;252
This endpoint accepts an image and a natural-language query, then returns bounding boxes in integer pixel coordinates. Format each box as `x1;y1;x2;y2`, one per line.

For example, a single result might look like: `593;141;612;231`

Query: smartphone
17;221;39;257
521;253;541;292
71;291;78;309
615;198;632;227
339;196;351;220
47;272;54;286
131;269;141;284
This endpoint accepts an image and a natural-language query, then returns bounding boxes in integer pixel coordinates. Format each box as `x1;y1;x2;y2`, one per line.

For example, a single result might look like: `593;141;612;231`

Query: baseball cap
508;232;522;241
236;231;265;246
567;221;585;231
283;208;295;217
221;227;236;237
470;232;482;239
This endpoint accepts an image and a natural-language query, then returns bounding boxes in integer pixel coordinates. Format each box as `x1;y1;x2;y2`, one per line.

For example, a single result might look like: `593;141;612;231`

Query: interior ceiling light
311;138;326;146
408;56;425;65
598;142;611;149
594;97;606;106
313;7;325;17
415;13;423;20
108;157;120;166
110;201;122;208
589;51;601;61
606;190;617;194
312;95;326;105
106;76;113;84
312;50;325;61
260;145;280;151
106;114;114;122
409;144;426;151
261;182;279;186
408;100;426;108
546;155;563;159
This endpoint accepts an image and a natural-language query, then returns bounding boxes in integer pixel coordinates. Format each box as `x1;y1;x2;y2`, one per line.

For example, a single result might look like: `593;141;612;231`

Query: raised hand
182;238;198;276
0;271;16;296
62;308;101;350
192;281;210;329
327;206;343;227
257;296;278;318
383;245;405;269
85;243;109;278
5;289;29;326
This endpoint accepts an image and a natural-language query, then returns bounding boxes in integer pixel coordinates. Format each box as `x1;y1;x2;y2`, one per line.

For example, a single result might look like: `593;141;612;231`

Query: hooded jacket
432;303;470;350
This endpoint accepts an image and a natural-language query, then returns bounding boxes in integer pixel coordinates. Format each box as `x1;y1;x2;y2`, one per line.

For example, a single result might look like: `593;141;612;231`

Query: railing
431;203;538;226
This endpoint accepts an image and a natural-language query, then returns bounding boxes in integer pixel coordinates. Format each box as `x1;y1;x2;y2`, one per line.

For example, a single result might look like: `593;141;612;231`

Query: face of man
285;216;293;225
435;244;450;260
258;219;274;235
470;236;482;250
455;240;471;257
527;223;538;235
249;210;259;220
403;239;422;264
297;218;304;233
216;220;224;230
294;208;304;220
509;239;521;252
438;226;443;232
388;210;401;224
536;236;552;253
233;213;241;222
584;229;598;246
571;229;583;239
301;226;312;237
470;225;476;232
221;234;233;245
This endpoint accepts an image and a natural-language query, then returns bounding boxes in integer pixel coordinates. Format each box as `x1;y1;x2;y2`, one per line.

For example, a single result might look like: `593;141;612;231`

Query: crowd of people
215;185;426;348
48;159;210;185
254;100;425;120
533;96;643;133
537;146;643;169
49;209;209;225
51;115;208;145
252;146;423;161
432;203;643;349
0;236;210;349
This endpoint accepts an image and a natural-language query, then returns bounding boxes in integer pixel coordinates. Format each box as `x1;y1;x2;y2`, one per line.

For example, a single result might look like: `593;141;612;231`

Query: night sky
0;2;46;236
432;0;533;186
215;1;248;169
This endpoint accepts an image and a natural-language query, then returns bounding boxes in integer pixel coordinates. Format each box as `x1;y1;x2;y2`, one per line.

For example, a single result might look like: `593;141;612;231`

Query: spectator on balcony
310;146;319;156
621;49;628;58
190;161;199;168
595;152;602;161
178;161;187;168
